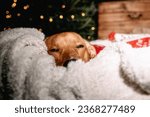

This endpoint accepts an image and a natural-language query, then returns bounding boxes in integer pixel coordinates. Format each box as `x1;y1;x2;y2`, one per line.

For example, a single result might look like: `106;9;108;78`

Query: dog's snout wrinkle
62;48;78;60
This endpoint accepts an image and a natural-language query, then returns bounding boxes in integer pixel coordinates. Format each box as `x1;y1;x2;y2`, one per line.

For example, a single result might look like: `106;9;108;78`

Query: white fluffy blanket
0;28;150;100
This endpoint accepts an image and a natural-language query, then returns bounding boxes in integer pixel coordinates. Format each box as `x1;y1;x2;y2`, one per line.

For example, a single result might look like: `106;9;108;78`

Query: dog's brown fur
45;32;96;66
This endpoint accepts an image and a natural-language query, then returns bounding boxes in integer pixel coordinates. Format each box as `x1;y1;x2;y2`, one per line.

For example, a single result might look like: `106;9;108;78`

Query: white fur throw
0;28;150;100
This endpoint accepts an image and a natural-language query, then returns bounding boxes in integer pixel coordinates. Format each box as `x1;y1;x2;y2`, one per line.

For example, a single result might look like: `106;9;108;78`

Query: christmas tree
0;0;97;40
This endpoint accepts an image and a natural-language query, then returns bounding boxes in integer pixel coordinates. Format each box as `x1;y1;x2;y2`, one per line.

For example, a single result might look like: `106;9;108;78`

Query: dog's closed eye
49;48;59;52
76;44;84;49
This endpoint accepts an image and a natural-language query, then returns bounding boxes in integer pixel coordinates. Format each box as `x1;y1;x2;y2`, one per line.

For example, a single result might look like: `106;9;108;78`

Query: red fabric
108;32;116;41
127;37;150;48
93;45;105;55
93;33;150;55
108;32;150;48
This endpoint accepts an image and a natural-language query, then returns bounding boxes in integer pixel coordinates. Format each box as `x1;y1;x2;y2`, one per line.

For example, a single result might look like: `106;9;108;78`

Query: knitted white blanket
0;28;150;99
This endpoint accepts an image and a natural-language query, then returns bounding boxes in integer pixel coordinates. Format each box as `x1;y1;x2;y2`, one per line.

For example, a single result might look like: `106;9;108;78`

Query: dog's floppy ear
84;39;96;59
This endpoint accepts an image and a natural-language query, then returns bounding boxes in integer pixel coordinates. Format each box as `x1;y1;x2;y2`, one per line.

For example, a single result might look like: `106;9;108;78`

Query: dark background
0;0;118;40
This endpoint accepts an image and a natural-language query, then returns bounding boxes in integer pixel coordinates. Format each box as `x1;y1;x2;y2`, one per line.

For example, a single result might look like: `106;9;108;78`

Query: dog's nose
63;59;77;67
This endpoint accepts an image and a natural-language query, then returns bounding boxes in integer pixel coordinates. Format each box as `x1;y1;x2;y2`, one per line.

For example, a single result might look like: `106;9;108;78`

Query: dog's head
45;32;96;67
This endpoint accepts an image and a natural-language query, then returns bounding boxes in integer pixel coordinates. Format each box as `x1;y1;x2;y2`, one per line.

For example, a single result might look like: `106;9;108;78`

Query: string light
81;12;86;17
40;15;44;19
49;17;53;22
91;27;95;31
61;4;66;9
17;13;21;17
6;14;12;19
87;36;91;39
71;15;75;19
13;0;17;3
11;3;17;8
6;11;9;14
59;15;63;19
23;5;30;10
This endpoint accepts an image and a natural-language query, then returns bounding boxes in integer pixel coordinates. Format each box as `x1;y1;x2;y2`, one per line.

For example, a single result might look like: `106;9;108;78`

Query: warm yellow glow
12;3;17;8
59;15;63;19
61;4;66;9
40;15;44;19
23;5;30;10
6;14;12;19
6;11;9;14
17;13;21;17
81;12;86;17
13;0;17;3
87;36;91;39
71;15;75;19
49;17;53;22
91;27;95;31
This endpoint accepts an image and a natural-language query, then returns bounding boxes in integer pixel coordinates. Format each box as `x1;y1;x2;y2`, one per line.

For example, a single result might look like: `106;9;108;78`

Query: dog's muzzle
63;59;77;67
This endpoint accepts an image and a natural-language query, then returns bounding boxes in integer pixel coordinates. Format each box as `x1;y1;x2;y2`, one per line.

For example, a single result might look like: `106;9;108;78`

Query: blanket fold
119;43;150;94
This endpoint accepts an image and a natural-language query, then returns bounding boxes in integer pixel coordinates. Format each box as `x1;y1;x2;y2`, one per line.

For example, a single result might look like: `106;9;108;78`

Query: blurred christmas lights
40;15;44;19
17;13;21;17
6;11;10;14
71;15;75;19
6;14;12;19
13;0;17;3
59;15;63;19
11;3;17;8
49;17;53;22
81;12;86;17
1;1;97;40
61;4;66;9
87;36;91;39
23;5;30;10
91;27;95;31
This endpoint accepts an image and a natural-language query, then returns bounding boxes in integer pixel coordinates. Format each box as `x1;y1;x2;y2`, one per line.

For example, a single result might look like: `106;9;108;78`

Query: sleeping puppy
45;32;96;67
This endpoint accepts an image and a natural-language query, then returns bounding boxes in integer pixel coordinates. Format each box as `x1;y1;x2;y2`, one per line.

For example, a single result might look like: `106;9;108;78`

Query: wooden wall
98;0;150;39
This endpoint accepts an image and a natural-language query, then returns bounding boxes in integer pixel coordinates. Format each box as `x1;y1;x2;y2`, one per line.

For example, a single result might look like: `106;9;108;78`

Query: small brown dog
45;32;96;67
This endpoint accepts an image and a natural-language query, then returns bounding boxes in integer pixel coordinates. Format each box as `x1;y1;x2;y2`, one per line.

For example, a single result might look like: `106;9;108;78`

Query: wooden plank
98;27;136;39
98;30;124;39
98;20;150;39
98;20;150;30
99;1;150;13
98;11;150;23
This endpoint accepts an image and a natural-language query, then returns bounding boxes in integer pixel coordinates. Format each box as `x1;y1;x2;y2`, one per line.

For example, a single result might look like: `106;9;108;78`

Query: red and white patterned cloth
93;32;150;55
108;32;150;48
93;45;105;55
